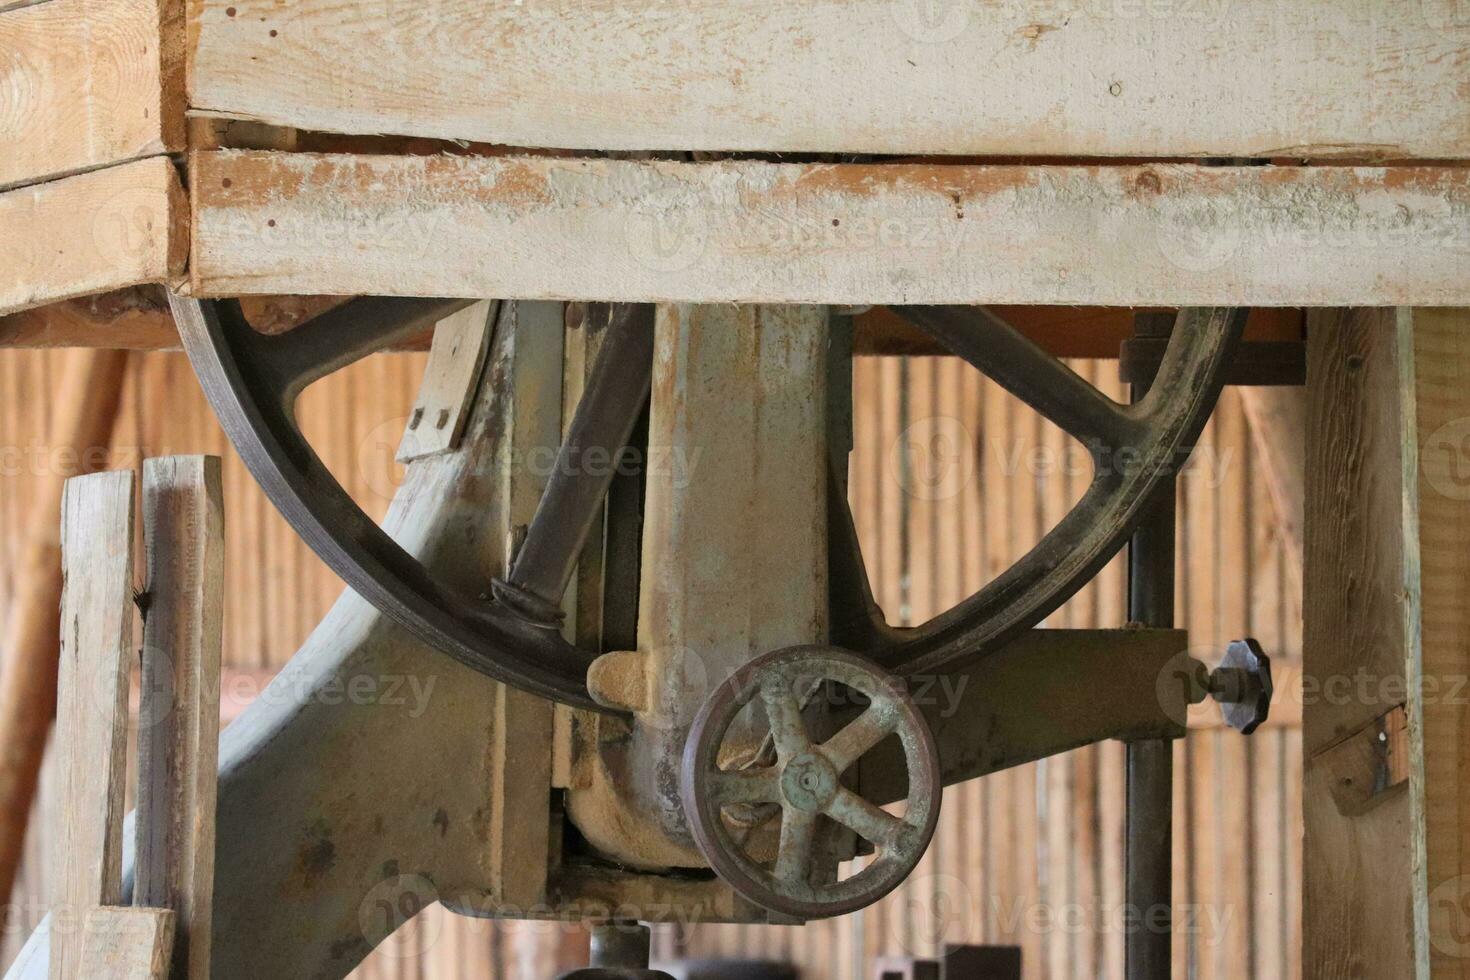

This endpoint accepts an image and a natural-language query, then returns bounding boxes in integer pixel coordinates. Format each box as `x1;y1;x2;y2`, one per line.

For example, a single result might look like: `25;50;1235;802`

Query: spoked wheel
832;305;1246;676
168;295;655;712
681;646;941;919
172;295;1244;708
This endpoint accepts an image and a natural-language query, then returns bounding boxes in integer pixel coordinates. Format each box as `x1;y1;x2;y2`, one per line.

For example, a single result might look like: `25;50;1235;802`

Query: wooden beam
50;470;136;980
1303;308;1470;977
189;0;1470;159
135;456;223;980
76;908;176;980
191;153;1470;306
0;351;130;932
0;0;183;190
1;158;187;316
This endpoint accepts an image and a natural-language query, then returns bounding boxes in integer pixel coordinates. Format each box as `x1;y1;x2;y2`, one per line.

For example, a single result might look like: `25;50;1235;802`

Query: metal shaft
1125;330;1178;980
505;304;655;615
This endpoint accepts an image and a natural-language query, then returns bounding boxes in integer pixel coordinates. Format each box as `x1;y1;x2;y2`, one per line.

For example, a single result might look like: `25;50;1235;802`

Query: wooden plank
0;351;130;929
134;456;224;980
189;0;1470;159
1;159;187;317
191;152;1470;306
0;0;183;190
0;298;1300;354
1301;308;1422;978
396;301;495;463
1407;309;1470;979
76;907;176;980
50;470;135;980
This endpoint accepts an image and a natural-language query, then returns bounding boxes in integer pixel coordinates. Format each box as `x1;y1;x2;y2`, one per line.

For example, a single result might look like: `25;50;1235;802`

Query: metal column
1125;311;1179;980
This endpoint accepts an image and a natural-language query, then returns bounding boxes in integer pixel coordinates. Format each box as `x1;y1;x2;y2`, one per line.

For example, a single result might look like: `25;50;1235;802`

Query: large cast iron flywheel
170;295;1244;712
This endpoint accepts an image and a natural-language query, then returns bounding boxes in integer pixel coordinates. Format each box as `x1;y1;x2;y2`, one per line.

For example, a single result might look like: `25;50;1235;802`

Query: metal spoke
500;304;655;618
820;702;899;773
773;808;818;883
825;788;909;850
759;680;811;762
895;305;1138;451
708;768;781;806
254;297;475;404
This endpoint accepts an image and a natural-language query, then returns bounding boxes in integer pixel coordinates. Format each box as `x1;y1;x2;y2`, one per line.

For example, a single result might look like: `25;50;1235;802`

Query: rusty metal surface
682;646;940;919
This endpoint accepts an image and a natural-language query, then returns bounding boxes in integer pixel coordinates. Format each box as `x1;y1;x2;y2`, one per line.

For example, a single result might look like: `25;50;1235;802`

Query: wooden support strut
50;471;136;980
0;351;130;932
134;457;225;980
1303;308;1470;978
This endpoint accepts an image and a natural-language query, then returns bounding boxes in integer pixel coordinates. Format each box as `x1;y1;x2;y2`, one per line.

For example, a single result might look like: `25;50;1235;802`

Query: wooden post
77;908;176;980
0;350;129;918
49;471;136;980
1303;308;1470;978
134;457;224;980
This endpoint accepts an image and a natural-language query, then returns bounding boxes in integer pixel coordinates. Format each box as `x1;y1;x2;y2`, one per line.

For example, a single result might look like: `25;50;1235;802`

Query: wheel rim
681;645;941;918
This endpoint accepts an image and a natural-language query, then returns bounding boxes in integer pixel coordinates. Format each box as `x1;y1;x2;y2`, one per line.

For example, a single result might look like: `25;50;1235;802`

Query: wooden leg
49;471;136;980
1303;308;1470;978
0;350;129;922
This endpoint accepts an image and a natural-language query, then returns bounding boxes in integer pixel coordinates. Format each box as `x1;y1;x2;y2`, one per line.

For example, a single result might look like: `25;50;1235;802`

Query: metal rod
502;304;655;619
1125;312;1178;980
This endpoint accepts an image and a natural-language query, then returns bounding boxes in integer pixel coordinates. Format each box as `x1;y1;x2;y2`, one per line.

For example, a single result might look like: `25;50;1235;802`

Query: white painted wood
396;301;496;463
134;456;224;980
189;0;1470;159
51;471;135;980
1;158;187;316
192;152;1470;306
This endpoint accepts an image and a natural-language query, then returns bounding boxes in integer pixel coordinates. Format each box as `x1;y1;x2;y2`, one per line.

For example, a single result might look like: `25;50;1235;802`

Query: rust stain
785;163;1037;202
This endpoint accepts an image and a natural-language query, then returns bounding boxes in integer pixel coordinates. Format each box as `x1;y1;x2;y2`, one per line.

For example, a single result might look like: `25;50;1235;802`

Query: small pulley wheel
681;646;941;919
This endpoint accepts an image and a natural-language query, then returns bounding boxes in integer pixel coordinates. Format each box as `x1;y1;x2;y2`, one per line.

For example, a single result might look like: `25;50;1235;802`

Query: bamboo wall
0;346;1301;979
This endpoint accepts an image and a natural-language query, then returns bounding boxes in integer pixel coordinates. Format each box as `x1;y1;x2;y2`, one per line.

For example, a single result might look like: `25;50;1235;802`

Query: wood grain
134;456;223;980
1405;309;1470;979
76;907;175;980
50;470;135;980
0;351;129;932
189;0;1470;159
191;152;1470;306
396;302;495;463
1;158;187;317
1302;308;1423;979
0;0;183;190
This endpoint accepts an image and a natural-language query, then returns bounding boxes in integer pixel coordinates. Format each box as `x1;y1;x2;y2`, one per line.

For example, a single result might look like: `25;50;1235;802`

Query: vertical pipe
1125;312;1178;980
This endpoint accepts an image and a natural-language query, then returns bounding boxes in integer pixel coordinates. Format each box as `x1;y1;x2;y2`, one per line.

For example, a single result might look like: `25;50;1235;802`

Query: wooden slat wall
0;348;1301;978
